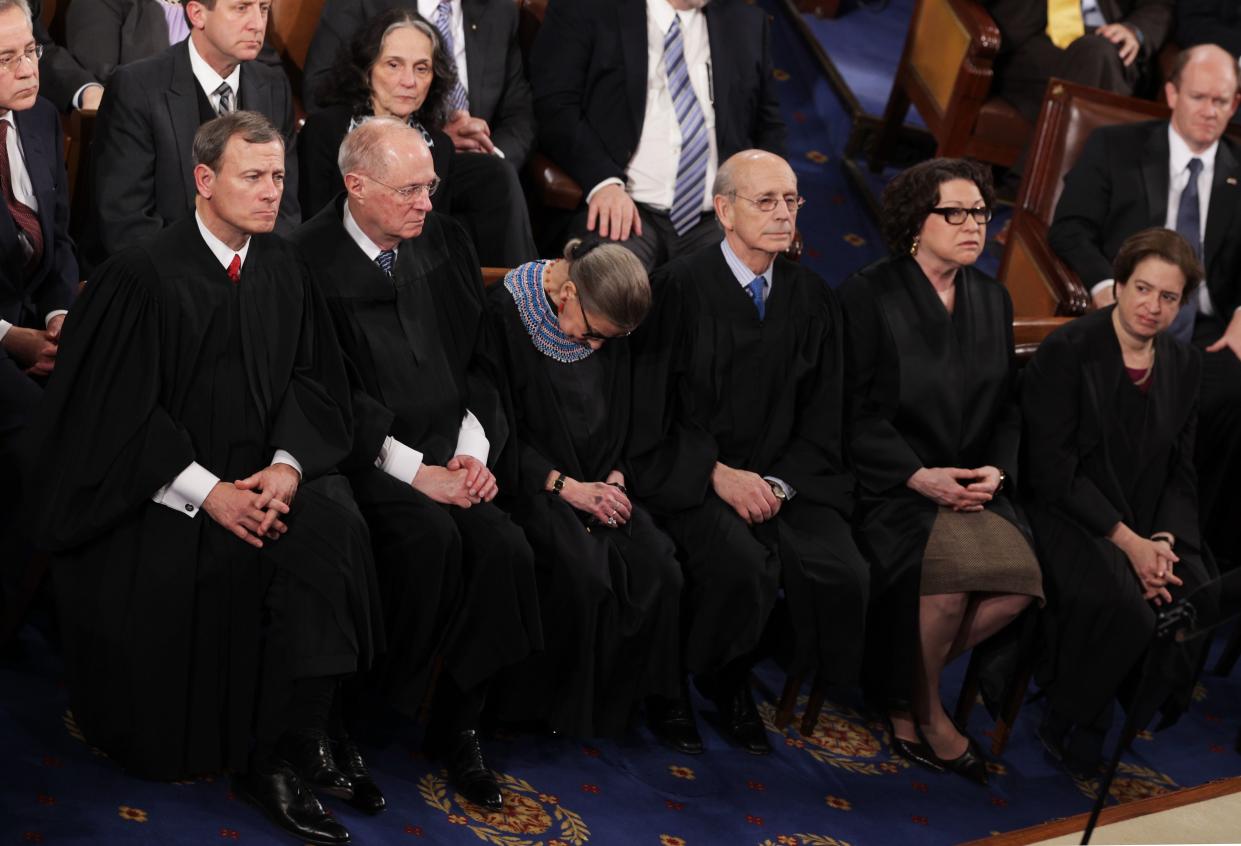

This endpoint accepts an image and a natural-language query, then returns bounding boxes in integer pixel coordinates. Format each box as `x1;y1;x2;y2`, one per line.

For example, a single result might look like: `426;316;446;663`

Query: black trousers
447;152;537;267
1193;315;1241;570
996;32;1143;125
571;203;723;273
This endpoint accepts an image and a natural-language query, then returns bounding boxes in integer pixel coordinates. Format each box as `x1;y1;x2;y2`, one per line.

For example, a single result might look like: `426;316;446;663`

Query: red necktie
227;253;241;284
0;120;44;269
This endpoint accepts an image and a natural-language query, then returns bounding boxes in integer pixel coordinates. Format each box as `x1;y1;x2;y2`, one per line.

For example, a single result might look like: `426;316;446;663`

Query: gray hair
0;0;33;26
337;115;425;179
193;110;284;172
563;238;651;334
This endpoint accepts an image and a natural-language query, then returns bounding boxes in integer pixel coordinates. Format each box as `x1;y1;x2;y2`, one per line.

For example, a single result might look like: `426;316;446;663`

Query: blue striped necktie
1168;157;1203;343
376;249;395;276
747;277;765;320
664;16;710;237
435;0;470;114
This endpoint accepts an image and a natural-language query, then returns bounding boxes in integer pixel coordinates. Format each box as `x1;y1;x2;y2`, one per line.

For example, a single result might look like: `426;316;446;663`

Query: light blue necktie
434;0;470;113
1168;158;1202;343
747;276;765;320
665;16;710;237
375;249;395;276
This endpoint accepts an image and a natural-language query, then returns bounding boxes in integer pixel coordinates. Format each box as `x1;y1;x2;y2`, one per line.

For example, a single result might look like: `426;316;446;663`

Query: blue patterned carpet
4;4;1240;845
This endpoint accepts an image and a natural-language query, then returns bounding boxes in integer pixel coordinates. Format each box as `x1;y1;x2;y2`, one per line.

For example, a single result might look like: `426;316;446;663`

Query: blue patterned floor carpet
4;4;1240;845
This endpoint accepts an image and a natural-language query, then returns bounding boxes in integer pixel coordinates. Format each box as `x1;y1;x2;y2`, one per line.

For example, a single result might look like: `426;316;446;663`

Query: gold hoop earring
909;236;919;257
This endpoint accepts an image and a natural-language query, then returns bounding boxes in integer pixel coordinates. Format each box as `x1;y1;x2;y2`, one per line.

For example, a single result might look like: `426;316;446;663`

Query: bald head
338;116;432;183
713;150;799;269
1166;44;1241;153
340;117;438;250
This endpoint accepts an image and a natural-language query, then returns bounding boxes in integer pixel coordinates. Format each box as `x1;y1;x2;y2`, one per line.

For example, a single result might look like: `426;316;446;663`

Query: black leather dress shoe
234;763;351;845
883;716;945;773
333;738;386;815
926;734;989;785
443;729;503;811
1037;715;1102;779
647;696;704;755
276;730;354;800
710;684;771;755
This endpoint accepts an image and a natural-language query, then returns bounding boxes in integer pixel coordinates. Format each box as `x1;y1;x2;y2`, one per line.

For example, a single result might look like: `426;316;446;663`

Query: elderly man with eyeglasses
627;149;869;755
292;116;541;813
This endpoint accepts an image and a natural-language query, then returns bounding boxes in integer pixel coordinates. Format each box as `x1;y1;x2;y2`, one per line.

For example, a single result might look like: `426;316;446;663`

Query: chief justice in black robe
486;241;684;742
23;114;378;845
292;118;540;811
629;151;868;755
1023;228;1214;776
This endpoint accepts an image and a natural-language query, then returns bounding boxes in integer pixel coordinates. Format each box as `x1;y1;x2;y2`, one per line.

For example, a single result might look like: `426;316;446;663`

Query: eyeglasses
575;295;630;342
363;173;440;201
929;206;993;225
731;192;806;213
0;44;42;74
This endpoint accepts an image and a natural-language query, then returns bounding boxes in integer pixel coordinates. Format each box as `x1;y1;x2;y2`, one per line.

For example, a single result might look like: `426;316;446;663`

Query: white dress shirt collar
647;0;702;34
1168;123;1219;177
720;237;774;296
343;201;393;262
187;35;242;110
195;211;251;270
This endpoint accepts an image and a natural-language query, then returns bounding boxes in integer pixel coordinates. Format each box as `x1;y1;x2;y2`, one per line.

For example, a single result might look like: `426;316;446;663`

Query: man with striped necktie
531;0;785;272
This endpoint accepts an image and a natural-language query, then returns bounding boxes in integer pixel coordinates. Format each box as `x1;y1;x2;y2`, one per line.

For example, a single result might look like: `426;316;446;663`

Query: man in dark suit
89;0;298;260
1178;1;1241;58
1049;43;1241;570
530;0;786;272
302;0;534;167
0;0;78;625
30;0;102;111
987;0;1173;125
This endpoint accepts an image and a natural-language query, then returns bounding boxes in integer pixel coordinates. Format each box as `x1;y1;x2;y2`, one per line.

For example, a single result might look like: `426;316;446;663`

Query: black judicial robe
838;256;1031;708
486;279;682;736
23;218;380;779
294;203;541;702
629;246;868;681
1021;307;1213;725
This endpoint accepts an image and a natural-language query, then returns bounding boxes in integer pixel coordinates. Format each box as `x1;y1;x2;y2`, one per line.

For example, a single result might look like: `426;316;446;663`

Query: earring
909;236;919;257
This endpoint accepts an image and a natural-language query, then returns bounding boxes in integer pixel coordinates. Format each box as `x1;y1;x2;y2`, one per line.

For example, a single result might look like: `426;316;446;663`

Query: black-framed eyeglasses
363;173;440;201
732;192;806;214
929;206;993;225
575;296;630;342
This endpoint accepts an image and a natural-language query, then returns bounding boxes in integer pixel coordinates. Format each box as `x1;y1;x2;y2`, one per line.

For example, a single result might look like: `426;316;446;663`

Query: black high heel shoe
883;714;945;773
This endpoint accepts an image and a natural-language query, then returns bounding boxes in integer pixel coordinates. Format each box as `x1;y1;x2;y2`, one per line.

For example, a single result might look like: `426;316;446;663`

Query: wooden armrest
1013;316;1073;362
481;267;510;287
945;0;1001;60
1005;210;1090;317
527;152;584;211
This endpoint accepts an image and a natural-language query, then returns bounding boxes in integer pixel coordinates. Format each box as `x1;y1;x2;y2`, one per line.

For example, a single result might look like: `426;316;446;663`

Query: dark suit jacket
530;0;786;199
0;96;78;329
1049;120;1241;316
301;0;535;166
987;0;1173;59
32;0;96;111
65;0;172;85
90;39;300;259
1178;0;1241;56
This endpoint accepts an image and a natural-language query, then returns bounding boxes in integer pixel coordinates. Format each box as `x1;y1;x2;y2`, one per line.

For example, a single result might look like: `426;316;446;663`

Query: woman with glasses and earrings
839;158;1043;785
298;7;534;265
484;238;688;743
1022;228;1215;778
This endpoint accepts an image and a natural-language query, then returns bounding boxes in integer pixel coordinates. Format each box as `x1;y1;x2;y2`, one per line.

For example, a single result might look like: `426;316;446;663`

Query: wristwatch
770;481;787;502
551;473;567;496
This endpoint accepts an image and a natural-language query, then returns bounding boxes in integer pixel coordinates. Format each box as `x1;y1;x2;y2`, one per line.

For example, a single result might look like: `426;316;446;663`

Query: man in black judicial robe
22;113;379;846
629;150;868;755
292;117;541;811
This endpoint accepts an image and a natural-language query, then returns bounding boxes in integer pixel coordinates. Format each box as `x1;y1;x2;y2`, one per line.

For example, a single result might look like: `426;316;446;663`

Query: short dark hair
878;158;995;255
183;0;216;28
316;7;457;132
1112;227;1203;298
193;110;284;172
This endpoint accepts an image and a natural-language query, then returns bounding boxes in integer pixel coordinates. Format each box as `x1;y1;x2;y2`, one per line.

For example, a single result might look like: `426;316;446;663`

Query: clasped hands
3;313;65;378
202;463;300;549
558;470;632;527
413;454;498;508
907;465;1002;512
1110;524;1183;605
444;109;497;154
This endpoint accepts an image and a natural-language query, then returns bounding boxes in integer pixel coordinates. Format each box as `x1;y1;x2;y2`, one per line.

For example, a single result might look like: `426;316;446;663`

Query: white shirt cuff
376;435;424;485
271;449;303;478
45;310;67;327
0;319;11;343
153;461;219;518
454;409;490;464
764;476;796;502
72;82;103;110
1091;279;1114;299
586;177;626;205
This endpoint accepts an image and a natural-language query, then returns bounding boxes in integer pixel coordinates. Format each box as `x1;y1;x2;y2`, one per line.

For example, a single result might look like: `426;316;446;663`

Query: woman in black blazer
1023;227;1215;777
298;7;533;266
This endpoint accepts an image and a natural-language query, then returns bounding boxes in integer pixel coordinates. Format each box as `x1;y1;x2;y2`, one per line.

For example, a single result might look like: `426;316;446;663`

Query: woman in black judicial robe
21;216;381;781
840;159;1042;784
487;239;683;738
298;8;533;265
1022;228;1214;777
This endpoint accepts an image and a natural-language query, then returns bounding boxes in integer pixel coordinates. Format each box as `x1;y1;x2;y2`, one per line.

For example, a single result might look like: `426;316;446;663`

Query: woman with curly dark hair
297;7;535;265
839;158;1043;784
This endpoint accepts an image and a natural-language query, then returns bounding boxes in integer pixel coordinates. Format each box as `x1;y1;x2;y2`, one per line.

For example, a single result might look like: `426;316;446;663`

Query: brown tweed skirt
920;507;1044;601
